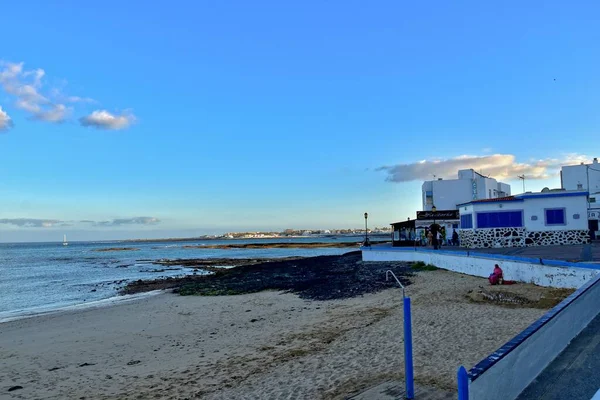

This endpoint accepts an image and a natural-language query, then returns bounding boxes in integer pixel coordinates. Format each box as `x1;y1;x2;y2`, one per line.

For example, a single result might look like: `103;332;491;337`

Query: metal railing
386;270;406;298
385;269;413;399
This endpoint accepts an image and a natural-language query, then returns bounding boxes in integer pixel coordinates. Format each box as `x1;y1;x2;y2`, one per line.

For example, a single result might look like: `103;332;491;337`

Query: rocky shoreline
121;251;412;301
92;247;140;252
179;241;389;249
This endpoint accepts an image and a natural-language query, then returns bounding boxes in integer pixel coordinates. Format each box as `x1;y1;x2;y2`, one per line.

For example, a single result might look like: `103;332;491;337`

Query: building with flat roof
458;190;589;248
422;169;511;211
560;158;600;237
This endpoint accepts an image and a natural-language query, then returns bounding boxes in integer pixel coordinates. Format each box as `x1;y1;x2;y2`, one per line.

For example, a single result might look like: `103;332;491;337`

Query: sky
1;0;599;242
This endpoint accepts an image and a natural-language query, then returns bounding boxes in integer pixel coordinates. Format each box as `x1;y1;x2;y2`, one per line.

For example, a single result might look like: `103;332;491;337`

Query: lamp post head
364;212;368;219
431;206;437;212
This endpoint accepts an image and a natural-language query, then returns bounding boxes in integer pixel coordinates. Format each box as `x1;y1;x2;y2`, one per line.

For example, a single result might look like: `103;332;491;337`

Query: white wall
523;195;587;231
422;170;512;211
498;182;511;196
422;179;473;211
362;248;599;288
469;274;600;400
562;162;600;192
458;195;588;231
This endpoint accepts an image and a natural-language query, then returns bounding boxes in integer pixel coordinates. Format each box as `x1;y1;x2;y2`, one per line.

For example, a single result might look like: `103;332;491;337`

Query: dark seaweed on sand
122;251;412;301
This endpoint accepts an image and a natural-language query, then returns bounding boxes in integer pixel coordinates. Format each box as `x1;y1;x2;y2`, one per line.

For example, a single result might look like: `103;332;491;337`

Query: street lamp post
431;206;438;250
364;212;370;247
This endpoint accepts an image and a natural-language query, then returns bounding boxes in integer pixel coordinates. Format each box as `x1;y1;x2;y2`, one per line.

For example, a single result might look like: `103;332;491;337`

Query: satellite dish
541;187;550;192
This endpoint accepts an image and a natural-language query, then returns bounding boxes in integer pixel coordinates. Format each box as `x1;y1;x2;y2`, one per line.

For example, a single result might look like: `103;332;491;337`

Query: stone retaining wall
460;228;589;248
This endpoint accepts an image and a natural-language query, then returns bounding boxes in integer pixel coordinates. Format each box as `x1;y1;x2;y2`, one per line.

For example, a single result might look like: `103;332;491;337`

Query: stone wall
459;228;589;248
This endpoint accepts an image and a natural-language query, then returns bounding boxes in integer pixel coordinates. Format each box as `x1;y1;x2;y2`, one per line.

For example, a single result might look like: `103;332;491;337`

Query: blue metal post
457;366;469;400
403;297;414;399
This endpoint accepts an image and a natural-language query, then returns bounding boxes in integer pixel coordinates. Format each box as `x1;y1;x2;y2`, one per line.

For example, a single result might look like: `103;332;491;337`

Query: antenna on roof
517;175;525;193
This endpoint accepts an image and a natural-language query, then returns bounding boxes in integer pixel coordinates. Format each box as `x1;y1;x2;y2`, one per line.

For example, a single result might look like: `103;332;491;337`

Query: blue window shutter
545;208;565;225
476;211;523;228
460;214;473;229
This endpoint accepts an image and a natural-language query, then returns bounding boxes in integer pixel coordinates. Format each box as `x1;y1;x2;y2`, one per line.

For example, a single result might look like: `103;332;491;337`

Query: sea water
0;236;365;321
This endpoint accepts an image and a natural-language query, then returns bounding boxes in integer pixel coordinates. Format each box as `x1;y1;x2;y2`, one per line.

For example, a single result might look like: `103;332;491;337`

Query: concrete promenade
408;242;600;262
516;313;600;400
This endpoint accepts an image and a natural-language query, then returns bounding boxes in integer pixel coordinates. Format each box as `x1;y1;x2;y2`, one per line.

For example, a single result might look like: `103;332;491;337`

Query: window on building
489;189;492;198
476;211;523;228
425;190;433;206
460;214;473;229
545;208;566;225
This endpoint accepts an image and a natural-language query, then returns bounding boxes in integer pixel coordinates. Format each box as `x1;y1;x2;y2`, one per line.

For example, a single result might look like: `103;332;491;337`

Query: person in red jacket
489;264;504;285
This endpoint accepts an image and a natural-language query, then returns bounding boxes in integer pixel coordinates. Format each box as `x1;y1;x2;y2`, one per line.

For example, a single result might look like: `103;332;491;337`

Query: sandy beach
0;270;567;400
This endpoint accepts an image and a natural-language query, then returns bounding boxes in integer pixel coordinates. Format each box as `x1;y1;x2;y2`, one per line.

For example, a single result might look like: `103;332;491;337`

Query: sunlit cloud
80;110;136;130
377;153;590;182
0;106;13;131
0;61;69;123
0;60;132;129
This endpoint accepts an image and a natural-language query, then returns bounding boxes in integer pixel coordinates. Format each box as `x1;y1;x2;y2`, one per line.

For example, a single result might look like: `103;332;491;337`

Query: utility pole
518;175;526;193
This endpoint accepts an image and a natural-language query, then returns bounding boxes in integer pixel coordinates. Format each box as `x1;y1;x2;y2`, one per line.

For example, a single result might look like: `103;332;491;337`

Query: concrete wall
468;273;600;400
361;247;599;288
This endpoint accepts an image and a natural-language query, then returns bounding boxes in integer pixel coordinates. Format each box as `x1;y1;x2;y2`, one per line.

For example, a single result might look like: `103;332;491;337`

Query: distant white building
458;190;589;248
560;158;600;193
422;169;511;211
560;157;600;238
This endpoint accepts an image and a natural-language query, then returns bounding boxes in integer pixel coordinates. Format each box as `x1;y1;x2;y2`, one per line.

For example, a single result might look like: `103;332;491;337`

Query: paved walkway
516;313;600;400
347;381;454;400
386;243;600;262
454;243;600;262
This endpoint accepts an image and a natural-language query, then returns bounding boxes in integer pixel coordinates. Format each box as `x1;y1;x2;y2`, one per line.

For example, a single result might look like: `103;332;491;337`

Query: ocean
0;236;366;321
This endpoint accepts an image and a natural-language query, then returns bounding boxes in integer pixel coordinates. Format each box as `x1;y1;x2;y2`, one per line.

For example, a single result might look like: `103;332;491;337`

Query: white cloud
0;216;160;228
66;95;96;103
0;60;122;128
0;218;62;228
0;106;13;131
80;110;136;130
0;61;70;123
49;88;96;104
377;153;590;183
82;217;160;226
33;104;71;123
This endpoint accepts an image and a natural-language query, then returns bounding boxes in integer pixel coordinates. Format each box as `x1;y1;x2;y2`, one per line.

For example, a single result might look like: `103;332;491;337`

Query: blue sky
1;0;599;241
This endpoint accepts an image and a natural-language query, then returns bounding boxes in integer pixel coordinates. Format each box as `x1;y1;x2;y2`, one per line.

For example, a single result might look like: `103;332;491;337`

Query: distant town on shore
123;227;392;242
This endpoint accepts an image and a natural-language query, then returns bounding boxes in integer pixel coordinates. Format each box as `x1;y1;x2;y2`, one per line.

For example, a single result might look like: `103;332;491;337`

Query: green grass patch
411;261;439;271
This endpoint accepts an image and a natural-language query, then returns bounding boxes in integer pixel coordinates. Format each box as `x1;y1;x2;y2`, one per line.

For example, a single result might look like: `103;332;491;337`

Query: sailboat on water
63;234;68;246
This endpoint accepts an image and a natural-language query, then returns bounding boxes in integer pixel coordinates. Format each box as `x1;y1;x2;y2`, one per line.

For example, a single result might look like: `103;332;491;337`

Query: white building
560;158;600;193
458;190;589;248
560;157;600;237
422;169;511;211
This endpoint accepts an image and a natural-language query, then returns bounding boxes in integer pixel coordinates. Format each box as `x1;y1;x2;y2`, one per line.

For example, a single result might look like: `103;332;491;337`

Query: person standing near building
430;224;439;249
427;230;433;246
452;229;459;246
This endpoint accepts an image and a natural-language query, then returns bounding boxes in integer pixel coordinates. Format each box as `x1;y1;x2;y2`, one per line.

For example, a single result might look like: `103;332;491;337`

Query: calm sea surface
0;236;366;320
